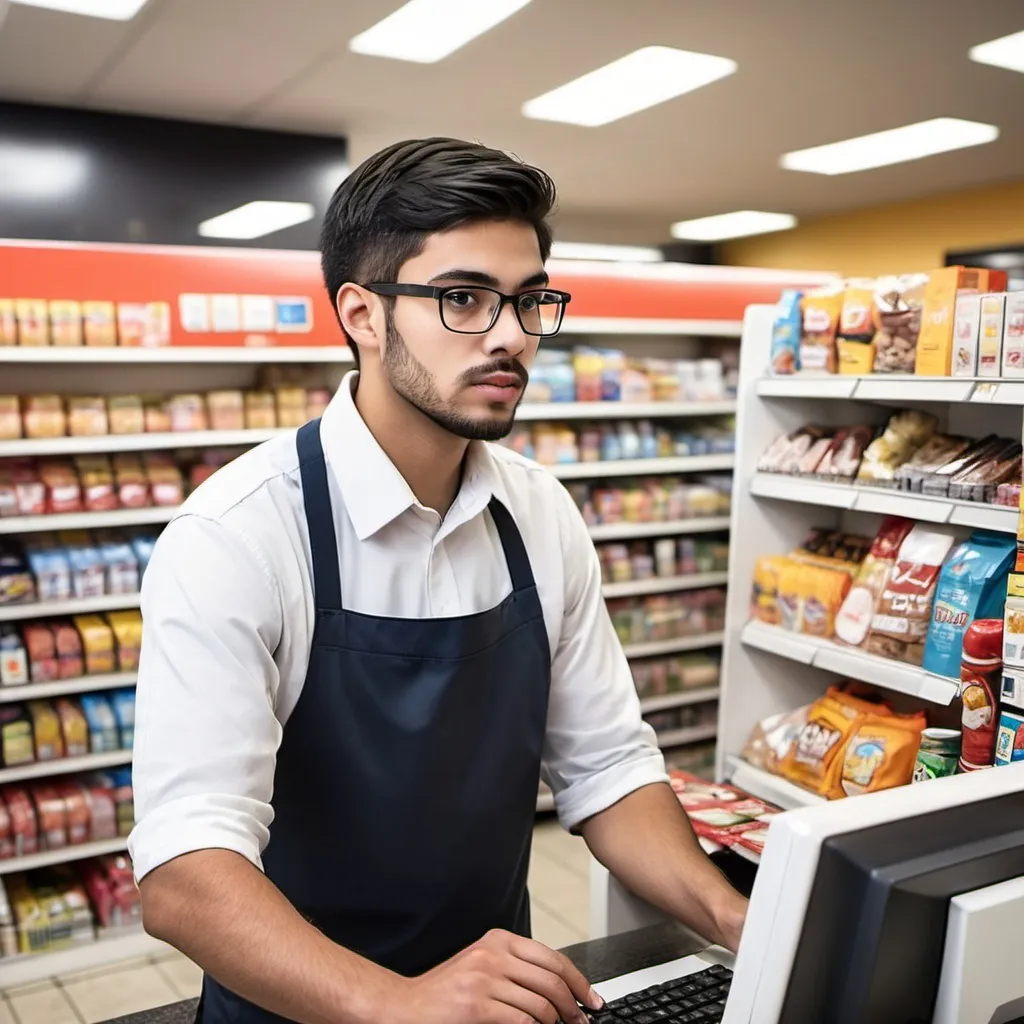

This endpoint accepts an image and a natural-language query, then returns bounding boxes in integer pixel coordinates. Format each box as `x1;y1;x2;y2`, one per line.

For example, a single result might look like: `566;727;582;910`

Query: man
132;137;747;1024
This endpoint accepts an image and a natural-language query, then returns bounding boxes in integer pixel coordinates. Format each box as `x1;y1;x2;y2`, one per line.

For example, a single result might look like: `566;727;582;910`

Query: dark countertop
101;922;707;1024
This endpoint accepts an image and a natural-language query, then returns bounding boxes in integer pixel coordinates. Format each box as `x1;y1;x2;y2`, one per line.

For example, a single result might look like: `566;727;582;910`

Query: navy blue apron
197;419;552;1022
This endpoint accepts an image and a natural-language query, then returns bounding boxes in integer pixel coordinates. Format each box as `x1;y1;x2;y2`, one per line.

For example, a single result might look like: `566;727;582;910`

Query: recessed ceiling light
670;211;797;242
781;118;999;176
198;202;316;240
349;0;533;64
10;0;150;18
522;46;736;127
549;242;664;263
969;29;1024;74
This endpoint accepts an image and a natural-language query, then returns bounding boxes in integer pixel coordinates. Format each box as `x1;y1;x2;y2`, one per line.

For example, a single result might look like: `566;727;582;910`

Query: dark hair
320;137;557;365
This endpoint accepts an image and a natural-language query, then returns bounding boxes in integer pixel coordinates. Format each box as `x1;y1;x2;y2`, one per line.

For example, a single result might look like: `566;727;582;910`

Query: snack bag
777;561;805;632
866;526;955;665
799;286;843;374
856;410;937;487
923;532;1016;679
872;274;928;373
815;425;874;482
835;517;915;649
799;565;852;639
836;280;877;375
750;556;789;625
769;290;802;374
840;711;926;796
742;704;810;773
27;701;64;761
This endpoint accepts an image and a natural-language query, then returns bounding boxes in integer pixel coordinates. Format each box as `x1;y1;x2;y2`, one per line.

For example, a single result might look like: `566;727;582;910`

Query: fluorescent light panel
349;0;532;63
549;242;663;263
781;117;999;176
670;211;797;242
198;202;315;240
523;46;736;127
970;30;1024;74
10;0;150;18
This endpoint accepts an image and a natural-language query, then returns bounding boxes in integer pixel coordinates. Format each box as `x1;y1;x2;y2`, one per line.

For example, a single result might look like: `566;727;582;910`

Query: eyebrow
427;268;551;289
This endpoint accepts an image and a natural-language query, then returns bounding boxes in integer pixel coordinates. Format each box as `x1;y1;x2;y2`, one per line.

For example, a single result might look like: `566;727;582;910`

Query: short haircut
320;137;557;364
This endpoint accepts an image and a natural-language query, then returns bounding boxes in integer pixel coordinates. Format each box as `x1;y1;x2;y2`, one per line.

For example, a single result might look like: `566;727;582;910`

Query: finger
507;936;603;1010
491;977;561;1024
503;960;588;1024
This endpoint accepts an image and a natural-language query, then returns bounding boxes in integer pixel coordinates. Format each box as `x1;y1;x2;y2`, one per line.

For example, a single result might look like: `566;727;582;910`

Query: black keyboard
590;963;732;1024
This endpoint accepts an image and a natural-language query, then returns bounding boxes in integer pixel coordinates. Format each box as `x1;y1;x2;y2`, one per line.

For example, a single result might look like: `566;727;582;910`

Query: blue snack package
770;290;803;375
79;694;119;753
98;538;139;596
110;688;136;749
923;530;1015;679
130;535;158;577
25;541;71;603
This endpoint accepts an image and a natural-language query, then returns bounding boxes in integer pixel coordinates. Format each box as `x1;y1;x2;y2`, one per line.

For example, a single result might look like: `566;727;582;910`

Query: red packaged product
56;781;90;845
3;786;38;856
23;624;59;683
29;783;67;850
81;854;141;928
11;462;45;516
52;621;84;679
41;461;82;515
0;794;13;859
959;619;1003;772
84;777;117;840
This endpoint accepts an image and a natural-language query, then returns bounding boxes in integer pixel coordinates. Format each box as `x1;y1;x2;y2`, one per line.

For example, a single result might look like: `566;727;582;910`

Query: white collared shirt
129;372;667;882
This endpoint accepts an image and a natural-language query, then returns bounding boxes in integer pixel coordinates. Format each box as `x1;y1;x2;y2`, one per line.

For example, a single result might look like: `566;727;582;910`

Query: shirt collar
319;371;502;541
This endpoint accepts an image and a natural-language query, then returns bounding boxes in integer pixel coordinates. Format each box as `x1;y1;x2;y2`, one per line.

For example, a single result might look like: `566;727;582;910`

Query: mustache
459;359;529;389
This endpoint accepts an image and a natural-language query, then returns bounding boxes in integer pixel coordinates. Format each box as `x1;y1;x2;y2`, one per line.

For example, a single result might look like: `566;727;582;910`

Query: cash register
589;763;1024;1024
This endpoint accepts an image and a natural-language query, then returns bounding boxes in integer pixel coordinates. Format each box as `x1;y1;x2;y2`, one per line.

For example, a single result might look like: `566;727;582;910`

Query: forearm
580;782;747;951
140;849;396;1024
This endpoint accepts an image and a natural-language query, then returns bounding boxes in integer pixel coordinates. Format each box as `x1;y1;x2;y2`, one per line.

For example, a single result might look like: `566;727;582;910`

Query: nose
482;299;528;358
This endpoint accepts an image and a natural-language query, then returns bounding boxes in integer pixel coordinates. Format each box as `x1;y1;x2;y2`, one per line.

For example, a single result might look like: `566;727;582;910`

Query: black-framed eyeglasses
366;283;572;337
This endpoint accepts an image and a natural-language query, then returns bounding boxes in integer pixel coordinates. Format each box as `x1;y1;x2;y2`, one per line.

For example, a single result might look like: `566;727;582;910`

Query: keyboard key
708;965;728;976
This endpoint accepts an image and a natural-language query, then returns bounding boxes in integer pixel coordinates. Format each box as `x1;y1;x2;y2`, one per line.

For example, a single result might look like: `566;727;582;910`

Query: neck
353;370;469;517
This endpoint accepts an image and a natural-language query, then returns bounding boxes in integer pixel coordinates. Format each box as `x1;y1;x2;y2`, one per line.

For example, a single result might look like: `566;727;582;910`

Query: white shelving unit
639;686;720;714
0;506;176;535
587;517;731;542
654;722;718;750
0;346;354;364
622;633;724;660
0;671;136;704
0;837;128;876
602;571;728;599
517;400;735;420
0;750;132;785
716;302;1024;811
0;593;141;622
3;427;288;458
549;454;734;481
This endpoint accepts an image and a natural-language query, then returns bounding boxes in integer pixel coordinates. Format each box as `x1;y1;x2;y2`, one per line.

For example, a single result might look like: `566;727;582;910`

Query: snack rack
590;301;1024;938
0;316;740;981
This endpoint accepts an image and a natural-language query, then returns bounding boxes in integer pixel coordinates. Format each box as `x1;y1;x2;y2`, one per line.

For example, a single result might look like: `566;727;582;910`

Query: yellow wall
720;178;1024;277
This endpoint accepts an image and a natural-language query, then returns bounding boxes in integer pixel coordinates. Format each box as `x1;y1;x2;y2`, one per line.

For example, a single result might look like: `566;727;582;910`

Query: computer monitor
725;762;1024;1024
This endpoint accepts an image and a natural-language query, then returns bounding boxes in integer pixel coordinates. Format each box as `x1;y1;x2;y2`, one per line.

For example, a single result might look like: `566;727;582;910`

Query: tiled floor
2;819;591;1023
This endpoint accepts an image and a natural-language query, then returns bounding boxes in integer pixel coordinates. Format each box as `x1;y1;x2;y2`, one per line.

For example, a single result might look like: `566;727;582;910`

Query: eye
444;290;477;309
518;294;539;312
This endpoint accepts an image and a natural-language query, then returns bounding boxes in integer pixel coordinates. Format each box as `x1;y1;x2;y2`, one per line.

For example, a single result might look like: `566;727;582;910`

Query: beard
381;317;526;442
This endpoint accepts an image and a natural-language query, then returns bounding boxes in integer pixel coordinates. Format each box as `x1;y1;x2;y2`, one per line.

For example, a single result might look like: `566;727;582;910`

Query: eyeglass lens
440;288;565;336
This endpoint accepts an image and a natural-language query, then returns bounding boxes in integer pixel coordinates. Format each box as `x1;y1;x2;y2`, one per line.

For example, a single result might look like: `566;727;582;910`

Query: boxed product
839;710;926;797
49;301;82;347
73;616;116;675
1004;573;1024;669
23;625;59;683
207;390;245;431
978;294;1007;377
79;695;119;752
0;626;29;687
923;532;1015;679
82;301;116;347
951;294;982;377
872;274;928;374
107;395;144;435
947;442;1022;505
866;526;955;665
0;396;19;440
994;709;1024;766
920;436;1016;500
107;611;142;673
28;701;64;761
67;397;109;437
799;286;843;374
0;707;34;767
769;290;802;374
4;788;38;856
23;395;65;439
52;621;84;680
893;435;972;493
55;699;89;757
15;300;49;346
1001;292;1024;378
836;280;877;375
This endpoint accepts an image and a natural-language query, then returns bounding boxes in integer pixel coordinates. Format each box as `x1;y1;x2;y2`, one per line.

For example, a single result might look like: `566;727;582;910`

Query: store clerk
131;137;748;1024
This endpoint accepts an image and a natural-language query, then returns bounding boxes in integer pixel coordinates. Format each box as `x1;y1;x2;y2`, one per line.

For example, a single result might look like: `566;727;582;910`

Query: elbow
139;873;182;946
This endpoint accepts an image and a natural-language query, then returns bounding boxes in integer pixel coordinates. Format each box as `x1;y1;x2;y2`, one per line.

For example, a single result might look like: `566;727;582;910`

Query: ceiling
0;0;1022;244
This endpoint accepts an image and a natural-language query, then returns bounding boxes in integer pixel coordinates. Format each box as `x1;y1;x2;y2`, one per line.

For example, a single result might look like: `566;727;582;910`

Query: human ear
336;284;384;357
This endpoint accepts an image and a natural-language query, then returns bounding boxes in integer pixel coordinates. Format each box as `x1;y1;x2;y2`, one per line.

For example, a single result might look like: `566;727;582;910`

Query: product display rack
0;594;142;622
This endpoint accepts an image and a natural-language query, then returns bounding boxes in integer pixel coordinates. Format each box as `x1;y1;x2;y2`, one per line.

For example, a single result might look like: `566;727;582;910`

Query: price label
971;382;999;402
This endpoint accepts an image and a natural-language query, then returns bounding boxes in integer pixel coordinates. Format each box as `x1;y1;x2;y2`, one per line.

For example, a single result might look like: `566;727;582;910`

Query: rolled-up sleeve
128;514;284;881
542;488;669;832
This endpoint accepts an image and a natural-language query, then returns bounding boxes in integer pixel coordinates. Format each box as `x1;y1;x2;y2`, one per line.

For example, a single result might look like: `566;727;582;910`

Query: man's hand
384;929;603;1024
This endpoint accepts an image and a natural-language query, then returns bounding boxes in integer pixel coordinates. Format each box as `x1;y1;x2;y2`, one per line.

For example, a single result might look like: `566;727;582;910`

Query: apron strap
488;497;536;594
297;418;343;612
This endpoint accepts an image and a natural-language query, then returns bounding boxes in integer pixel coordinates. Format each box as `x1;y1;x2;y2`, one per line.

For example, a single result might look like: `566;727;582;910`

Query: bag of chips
839;711;927;797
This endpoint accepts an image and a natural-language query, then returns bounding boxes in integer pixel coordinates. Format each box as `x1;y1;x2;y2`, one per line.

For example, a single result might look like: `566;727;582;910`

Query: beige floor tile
6;982;79;1024
533;820;592;879
57;955;153;986
153;951;204;999
530;901;587;952
62;963;178;1024
0;998;16;1024
529;850;590;935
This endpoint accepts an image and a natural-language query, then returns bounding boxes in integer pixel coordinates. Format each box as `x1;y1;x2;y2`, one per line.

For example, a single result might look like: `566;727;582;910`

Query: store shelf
0;672;136;705
560;317;744;338
0;593;141;622
622;633;725;659
1;428;287;457
602;572;728;599
740;621;959;705
0;506;176;535
587;517;731;542
0;346;353;364
754;374;1015;404
750;474;1019;533
725;756;825;811
550;455;734;481
640;686;720;714
517;401;736;421
655;723;718;749
0;750;131;785
0;927;167;989
0;836;128;876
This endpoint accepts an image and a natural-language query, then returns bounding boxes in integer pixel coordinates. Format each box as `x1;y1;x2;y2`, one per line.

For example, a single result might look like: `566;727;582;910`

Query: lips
475;373;523;389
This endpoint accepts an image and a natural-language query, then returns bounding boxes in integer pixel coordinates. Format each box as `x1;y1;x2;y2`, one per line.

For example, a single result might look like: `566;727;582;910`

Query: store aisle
1;820;592;1023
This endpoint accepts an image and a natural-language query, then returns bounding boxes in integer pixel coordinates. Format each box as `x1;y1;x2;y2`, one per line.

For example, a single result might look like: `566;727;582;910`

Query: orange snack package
799;286;843;374
840;711;926;797
799;565;852;639
750;556;789;625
